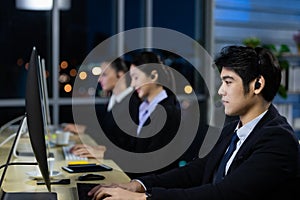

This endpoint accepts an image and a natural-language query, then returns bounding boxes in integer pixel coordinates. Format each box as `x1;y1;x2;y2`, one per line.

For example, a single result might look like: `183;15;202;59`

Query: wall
214;0;300;138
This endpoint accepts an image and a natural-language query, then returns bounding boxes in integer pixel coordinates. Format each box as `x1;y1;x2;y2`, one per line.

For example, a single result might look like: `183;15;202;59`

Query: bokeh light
70;68;77;77
60;61;69;69
64;84;72;93
79;71;87;80
92;66;102;76
184;85;193;94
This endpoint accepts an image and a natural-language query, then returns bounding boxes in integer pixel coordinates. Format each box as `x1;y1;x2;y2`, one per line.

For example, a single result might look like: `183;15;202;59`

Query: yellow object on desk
67;161;90;165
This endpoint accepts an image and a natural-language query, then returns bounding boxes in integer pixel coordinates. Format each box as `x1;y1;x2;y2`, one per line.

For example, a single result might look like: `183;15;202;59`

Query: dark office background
0;0;207;125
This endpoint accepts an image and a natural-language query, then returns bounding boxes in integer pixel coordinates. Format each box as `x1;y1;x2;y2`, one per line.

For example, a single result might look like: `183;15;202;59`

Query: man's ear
254;76;265;94
254;80;261;90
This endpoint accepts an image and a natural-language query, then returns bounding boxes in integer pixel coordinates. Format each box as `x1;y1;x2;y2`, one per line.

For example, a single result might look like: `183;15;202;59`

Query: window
0;0;208;126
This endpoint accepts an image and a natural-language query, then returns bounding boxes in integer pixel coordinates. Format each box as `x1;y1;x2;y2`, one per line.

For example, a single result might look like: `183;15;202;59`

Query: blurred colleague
127;51;181;152
88;46;300;200
113;51;181;179
66;58;140;158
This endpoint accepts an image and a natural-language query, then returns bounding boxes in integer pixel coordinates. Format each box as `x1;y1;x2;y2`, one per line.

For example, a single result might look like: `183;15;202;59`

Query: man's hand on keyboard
87;184;146;200
70;144;106;159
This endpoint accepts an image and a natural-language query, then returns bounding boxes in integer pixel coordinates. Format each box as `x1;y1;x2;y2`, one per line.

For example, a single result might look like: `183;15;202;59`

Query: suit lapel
204;105;280;182
227;105;278;173
202;122;238;183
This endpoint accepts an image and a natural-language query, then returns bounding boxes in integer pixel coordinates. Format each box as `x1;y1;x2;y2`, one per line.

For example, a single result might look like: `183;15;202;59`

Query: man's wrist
131;179;147;192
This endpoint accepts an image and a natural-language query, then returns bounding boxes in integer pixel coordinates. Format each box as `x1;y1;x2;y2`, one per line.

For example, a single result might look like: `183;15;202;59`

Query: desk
0;129;130;199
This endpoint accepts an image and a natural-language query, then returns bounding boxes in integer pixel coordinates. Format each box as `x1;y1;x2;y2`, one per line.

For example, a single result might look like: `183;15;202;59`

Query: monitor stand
0;189;57;200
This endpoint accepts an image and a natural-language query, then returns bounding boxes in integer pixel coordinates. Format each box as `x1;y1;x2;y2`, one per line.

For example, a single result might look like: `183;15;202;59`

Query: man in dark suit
88;46;300;200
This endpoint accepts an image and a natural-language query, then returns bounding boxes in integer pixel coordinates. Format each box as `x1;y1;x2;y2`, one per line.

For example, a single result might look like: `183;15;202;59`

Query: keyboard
62;145;88;161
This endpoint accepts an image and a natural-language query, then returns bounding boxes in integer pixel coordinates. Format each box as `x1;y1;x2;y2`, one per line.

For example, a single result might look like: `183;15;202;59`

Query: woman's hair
109;57;128;74
131;51;162;66
131;51;176;92
214;45;281;102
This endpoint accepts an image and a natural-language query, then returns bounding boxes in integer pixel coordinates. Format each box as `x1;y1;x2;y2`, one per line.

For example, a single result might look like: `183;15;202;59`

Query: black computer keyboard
76;183;99;200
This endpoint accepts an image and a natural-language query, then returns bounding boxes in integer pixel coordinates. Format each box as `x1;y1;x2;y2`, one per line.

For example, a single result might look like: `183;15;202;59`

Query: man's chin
224;109;233;116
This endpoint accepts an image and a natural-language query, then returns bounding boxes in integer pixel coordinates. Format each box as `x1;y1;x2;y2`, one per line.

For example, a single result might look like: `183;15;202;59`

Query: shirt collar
114;86;133;103
235;110;268;142
139;89;168;115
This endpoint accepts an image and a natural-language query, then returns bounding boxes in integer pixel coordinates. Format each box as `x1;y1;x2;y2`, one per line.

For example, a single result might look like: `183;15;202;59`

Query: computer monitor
39;56;51;126
11;56;50;158
25;46;52;192
0;47;57;199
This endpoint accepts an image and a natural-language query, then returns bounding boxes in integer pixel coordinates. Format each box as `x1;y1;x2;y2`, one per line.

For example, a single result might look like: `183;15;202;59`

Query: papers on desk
26;170;61;179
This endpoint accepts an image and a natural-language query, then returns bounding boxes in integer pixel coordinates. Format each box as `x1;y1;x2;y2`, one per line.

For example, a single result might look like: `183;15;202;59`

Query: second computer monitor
25;46;52;192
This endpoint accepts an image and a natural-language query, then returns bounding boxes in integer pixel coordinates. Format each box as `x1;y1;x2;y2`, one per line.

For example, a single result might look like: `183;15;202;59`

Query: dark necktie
214;131;239;183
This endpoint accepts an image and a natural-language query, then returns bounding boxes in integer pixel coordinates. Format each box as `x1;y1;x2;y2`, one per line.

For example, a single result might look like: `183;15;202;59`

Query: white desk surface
0;129;130;199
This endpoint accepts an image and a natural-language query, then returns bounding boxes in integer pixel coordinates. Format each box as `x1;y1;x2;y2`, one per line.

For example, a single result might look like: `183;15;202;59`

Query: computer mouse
78;173;105;181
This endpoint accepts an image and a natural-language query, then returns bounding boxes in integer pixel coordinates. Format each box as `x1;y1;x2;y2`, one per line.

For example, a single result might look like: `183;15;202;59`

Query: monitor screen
25;46;51;192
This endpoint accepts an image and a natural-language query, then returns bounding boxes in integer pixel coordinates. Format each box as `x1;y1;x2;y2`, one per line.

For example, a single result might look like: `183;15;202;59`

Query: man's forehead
220;67;237;77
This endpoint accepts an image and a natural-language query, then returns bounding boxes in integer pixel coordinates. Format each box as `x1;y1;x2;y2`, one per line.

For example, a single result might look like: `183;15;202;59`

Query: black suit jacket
99;90;140;151
133;94;181;153
123;93;181;179
139;104;300;200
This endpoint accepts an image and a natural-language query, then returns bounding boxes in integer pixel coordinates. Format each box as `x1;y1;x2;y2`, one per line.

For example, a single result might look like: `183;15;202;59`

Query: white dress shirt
107;87;133;111
137;90;168;136
225;110;268;174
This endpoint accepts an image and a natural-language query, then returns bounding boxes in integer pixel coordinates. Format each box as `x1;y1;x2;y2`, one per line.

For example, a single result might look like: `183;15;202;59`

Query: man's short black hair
214;45;281;102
